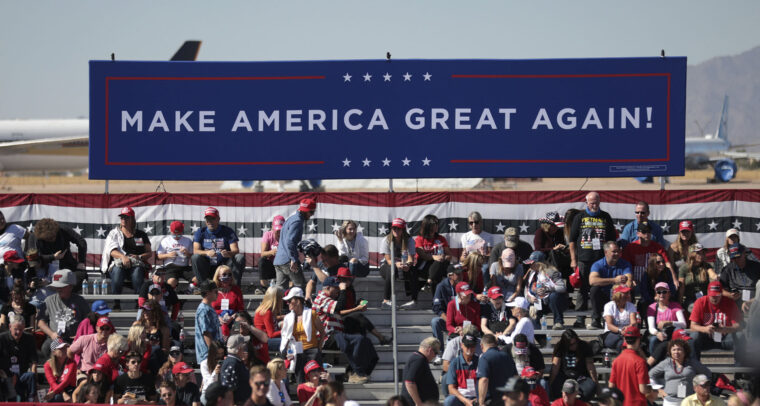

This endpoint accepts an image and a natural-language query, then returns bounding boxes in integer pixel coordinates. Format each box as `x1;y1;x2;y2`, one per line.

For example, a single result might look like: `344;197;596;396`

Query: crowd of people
0;193;759;406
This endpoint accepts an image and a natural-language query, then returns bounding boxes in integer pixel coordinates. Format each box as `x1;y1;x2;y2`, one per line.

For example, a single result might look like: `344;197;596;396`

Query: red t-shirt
689;296;741;327
445;299;481;334
414;234;449;261
550;398;590;406
609;348;649;406
44;360;77;394
622;240;669;282
94;353;120;383
297;383;321;406
529;386;550;406
253;309;281;338
212;285;244;336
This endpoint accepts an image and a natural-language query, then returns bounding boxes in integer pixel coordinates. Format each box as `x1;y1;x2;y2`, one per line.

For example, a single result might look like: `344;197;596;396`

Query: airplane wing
0;135;88;155
720;151;760;160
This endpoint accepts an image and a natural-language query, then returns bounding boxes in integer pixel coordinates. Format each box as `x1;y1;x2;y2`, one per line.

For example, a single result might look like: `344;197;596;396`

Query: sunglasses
161;393;174;398
655;261;664;264
170;351;181;357
253;381;270;388
469;221;479;225
634;211;648;215
656;290;669;295
98;326;112;331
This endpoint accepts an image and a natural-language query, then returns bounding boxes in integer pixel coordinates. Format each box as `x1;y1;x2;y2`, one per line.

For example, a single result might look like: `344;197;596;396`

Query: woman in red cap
415;214;454;298
446;281;481;336
602;285;638;351
378;218;416;308
297;360;330;406
668;221;698;270
258;215;285;294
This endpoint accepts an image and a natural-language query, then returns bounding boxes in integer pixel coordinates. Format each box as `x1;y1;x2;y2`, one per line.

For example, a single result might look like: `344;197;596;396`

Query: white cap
283;287;305;301
50;269;77;288
506;297;530;310
726;228;740;238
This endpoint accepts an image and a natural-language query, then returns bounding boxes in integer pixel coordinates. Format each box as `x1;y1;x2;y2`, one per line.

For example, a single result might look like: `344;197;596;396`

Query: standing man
587;242;633;329
569;192;616;315
192;207;245;285
195;280;222;367
401;337;441;406
608;326;652;406
0;314;37;402
221;334;251;404
37;269;90;358
478;333;516;406
274;198;316;291
156;220;195;291
619;201;666;247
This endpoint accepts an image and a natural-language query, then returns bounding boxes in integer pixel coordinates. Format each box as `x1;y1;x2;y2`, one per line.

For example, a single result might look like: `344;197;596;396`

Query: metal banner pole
390;240;399;394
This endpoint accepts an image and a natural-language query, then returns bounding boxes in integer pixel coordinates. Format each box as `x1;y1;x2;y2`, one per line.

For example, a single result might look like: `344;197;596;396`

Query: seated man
138;269;179;321
0;313;37;402
101;207;152;309
192;207;245;286
114;351;157;404
689;281;742;361
586;242;632;329
173;362;201;406
312;276;378;384
719;243;760;312
156;221;195;291
304;244;340;301
443;334;479;406
68;316;113;375
432;265;461;359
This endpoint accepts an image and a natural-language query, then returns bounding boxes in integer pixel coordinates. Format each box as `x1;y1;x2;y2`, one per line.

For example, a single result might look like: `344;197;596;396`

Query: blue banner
89;57;686;180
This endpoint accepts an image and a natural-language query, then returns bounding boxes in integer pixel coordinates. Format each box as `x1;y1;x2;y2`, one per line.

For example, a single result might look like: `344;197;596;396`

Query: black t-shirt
114;372;157;402
481;302;510;332
0;302;37;329
556;341;593;379
176;382;200;406
401;351;438;405
123;230;150;256
719;261;760;297
569;210;616;263
139;282;179;310
0;331;38;374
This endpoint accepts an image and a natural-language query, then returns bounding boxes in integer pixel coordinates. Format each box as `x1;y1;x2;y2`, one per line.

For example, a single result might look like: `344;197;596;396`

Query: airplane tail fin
170;41;202;61
714;95;728;141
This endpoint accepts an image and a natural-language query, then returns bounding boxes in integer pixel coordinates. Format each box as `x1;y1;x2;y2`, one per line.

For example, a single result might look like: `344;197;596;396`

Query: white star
144;224;153;234
383;73;392;82
755;222;760;231
26;223;34;232
237;225;247;236
331;223;341;232
96;226;106;237
495;222;506;233
261;224;270;233
343;73;352;82
191;223;200;233
422;157;431;166
363;72;372;82
661;222;670;233
402;157;411;166
72;225;83;235
378;225;389;235
732;219;742;229
519;222;530;233
423;72;432;81
308;222;317;232
448;220;458;231
382;158;391;167
342;158;351;167
403;72;412;81
357;223;365;233
362;158;371;167
707;221;718;231
614;222;623;232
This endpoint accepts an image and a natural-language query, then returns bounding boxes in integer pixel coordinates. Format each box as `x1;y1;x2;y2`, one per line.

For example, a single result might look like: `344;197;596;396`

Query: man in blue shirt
619;201;667;248
191;207;245;285
588;241;633;329
431;265;460;358
195;280;221;364
273;198;317;291
477;333;516;406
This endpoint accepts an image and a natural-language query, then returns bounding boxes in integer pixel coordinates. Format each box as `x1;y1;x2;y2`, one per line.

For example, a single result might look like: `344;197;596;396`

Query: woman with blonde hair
678;244;717;309
255;286;284;350
602;285;638;351
266;358;292;406
135;299;171;371
668;221;698;269
125;323;151;374
211;264;244;338
460;252;486;300
335;219;370;277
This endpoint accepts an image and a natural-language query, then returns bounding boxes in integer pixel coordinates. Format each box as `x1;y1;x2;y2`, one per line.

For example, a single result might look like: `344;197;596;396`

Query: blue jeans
431;316;446;345
110;265;146;294
349;261;370;278
534;291;568;325
444;394;475;406
328;332;378;376
14;372;36;401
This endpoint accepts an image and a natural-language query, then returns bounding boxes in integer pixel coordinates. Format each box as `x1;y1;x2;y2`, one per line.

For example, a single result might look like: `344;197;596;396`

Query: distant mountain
687;46;760;150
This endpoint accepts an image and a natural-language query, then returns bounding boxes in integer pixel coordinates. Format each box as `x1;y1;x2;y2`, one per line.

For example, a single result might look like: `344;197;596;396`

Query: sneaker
552;323;565;330
379;336;393;346
381;300;392;309
588;320;603;330
348;373;369;384
399;300;417;309
433;356;443;365
572;318;585;329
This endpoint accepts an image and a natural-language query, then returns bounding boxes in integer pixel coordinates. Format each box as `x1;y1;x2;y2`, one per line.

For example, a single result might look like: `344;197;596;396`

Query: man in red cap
157;220;196;291
522;366;550;406
688;280;742;360
102;207;152;309
273;198;317;291
481;286;510;337
172;361;201;406
609;326;652;406
192;207;245;286
68;316;113;375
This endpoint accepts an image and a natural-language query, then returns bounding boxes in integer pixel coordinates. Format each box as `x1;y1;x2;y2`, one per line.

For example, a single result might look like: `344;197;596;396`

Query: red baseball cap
622;325;641;338
172;362;194;375
272;215;285;231
613;285;631;294
303;360;323;375
672;329;691;341
455;282;474;296
391;218;406;228
487;286;504;299
3;250;24;264
679;220;694;232
298;199;317;212
521;366;540;378
204;207;220;219
96;317;113;330
708;281;723;297
170;221;184;234
120;207;135;217
336;267;353;279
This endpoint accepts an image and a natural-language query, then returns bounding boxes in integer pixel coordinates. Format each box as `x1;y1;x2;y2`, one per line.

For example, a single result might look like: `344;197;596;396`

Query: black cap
598;387;625;403
497;376;530;394
200;280;217;297
637;222;652;233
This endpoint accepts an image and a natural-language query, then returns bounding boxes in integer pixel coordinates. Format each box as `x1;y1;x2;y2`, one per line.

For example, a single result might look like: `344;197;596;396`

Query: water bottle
401;251;408;264
49;259;60;274
604;351;611;368
178;311;185;327
436;245;443;256
82;279;90;295
544;316;552;344
101;278;110;295
179;328;186;344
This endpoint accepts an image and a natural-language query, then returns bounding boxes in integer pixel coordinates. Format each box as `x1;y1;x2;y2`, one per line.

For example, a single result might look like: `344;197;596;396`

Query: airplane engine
713;158;737;182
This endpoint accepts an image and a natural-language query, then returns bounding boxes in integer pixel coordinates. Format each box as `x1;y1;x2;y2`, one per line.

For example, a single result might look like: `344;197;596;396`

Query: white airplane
0;41;201;172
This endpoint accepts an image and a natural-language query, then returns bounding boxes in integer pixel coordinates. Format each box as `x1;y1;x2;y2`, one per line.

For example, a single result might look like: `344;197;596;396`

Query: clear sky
1;0;758;119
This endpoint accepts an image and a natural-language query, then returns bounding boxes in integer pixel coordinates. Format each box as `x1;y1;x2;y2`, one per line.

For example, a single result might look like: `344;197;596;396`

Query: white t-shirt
505;316;535;344
603;301;638;332
460;231;495;254
0;224;26;262
157;235;193;266
379;236;416;265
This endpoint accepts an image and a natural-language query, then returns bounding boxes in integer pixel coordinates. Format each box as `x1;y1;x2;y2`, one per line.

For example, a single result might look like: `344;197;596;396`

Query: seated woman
43;340;77;402
415;214;454;292
644;254;675;303
668;221;698;270
459;211;494;283
488;248;524;302
481;286;511;338
72;364;112;404
134;300;171;373
678;243;717;311
549;329;598;401
335;267;391;345
446;281;481;337
523;255;568;329
211;265;244;338
533;212;570;276
459;252;486;301
378;218;416;308
254;286;285;351
649;339;711;406
280;288;325;384
715;229;760;274
334;220;370;278
602;285;638;351
646;282;686;355
503;297;534;344
124;324;151;375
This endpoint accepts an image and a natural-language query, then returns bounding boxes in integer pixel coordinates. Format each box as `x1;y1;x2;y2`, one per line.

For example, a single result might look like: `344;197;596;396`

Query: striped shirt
312;291;343;336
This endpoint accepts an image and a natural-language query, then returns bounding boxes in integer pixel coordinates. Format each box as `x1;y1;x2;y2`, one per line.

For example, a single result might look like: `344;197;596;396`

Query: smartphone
360;299;368;306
